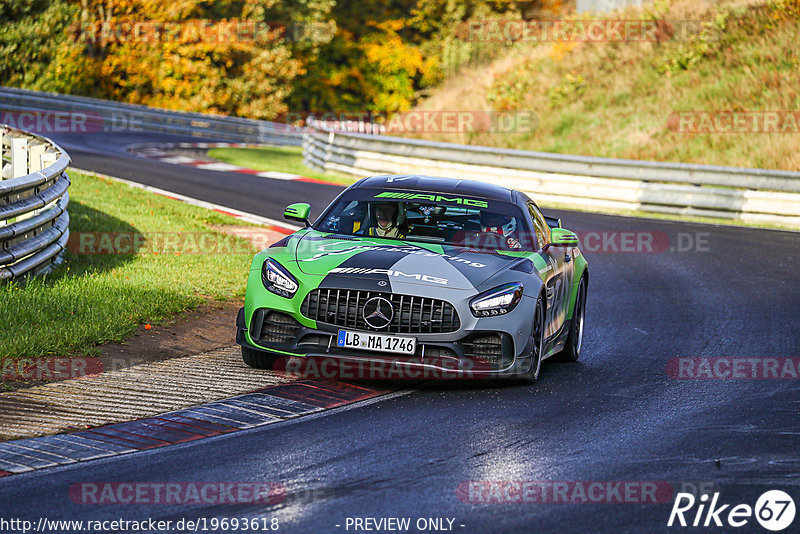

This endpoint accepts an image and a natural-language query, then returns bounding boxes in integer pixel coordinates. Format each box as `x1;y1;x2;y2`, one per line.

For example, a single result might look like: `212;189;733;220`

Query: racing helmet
371;201;406;228
480;211;517;237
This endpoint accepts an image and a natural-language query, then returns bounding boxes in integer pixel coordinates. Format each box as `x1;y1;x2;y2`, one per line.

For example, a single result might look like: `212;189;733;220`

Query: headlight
262;258;298;298
470;283;523;317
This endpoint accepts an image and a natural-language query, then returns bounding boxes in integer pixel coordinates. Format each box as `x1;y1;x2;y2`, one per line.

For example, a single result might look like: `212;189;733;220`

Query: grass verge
208;145;357;185
0;170;256;360
410;0;800;171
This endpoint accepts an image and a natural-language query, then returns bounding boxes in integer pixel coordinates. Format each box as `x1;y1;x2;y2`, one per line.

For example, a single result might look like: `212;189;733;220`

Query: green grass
411;0;800;171
208;145;357;185
0;170;255;360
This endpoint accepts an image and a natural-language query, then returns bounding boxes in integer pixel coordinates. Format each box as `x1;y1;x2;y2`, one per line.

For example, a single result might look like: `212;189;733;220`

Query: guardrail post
28;141;45;173
42;148;58;169
40;148;61;218
27;141;47;216
325;131;335;171
10;136;27;179
1;134;6;180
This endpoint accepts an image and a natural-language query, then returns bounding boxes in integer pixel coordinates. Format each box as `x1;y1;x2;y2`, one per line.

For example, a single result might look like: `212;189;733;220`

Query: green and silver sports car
236;175;588;381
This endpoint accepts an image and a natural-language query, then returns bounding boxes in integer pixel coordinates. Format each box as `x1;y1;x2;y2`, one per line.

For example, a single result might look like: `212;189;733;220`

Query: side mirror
284;203;311;227
543;228;579;250
543;215;562;229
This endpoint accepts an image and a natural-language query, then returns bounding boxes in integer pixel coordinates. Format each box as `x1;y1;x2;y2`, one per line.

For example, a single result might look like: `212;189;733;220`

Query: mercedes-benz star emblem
363;296;394;329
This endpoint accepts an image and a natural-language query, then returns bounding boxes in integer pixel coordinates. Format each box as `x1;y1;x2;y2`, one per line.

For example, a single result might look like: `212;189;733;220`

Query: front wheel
555;276;587;362
521;294;546;383
241;346;279;370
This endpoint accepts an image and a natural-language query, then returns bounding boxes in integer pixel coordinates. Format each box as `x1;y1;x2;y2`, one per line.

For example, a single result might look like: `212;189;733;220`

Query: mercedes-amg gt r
236;175;588;381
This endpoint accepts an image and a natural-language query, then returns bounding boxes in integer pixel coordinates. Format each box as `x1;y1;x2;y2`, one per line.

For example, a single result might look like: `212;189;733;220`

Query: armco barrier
0;125;71;280
0;86;302;146
303;119;800;228
3;87;796;229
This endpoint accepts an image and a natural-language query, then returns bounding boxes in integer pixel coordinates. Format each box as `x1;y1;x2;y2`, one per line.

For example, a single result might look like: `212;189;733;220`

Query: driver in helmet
367;202;405;238
480;211;521;249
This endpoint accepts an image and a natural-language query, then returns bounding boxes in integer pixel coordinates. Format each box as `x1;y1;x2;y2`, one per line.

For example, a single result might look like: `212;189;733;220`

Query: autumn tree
1;0;530;119
68;0;302;119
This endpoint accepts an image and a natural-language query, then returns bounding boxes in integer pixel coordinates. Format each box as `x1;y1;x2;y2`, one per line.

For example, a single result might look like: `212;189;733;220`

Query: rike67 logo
668;490;795;531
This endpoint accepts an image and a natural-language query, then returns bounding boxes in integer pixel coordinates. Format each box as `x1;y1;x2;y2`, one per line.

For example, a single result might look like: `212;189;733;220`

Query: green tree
0;0;95;94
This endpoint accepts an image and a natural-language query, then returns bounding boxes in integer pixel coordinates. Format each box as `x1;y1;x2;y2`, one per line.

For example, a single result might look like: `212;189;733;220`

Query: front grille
251;310;302;344
300;289;460;334
462;333;504;365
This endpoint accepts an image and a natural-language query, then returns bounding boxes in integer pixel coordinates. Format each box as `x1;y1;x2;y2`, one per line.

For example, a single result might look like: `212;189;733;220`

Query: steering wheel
464;232;511;250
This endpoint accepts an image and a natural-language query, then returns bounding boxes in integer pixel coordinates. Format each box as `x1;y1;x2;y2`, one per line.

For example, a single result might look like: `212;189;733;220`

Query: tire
555;276;587;362
522;294;546;383
241;345;279;370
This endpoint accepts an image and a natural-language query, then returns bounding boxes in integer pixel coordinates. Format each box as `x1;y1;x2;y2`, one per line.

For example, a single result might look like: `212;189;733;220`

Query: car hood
293;231;522;290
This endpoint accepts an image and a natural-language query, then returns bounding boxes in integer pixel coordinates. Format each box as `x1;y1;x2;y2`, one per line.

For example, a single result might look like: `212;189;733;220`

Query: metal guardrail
303;119;800;228
2;87;797;230
0;86;302;146
0;126;71;281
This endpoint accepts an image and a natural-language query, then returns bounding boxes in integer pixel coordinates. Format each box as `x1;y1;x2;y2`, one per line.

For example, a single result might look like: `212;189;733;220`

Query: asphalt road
1;132;798;533
53;131;344;219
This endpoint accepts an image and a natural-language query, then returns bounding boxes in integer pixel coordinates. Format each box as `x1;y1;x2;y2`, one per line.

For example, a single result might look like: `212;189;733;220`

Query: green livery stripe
246;332;307;357
565;253;588;320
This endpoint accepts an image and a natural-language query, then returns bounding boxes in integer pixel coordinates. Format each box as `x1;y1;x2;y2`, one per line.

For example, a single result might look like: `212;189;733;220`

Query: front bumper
236;307;534;377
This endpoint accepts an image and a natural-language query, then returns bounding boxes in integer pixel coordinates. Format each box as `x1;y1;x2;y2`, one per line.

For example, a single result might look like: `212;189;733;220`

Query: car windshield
314;189;534;251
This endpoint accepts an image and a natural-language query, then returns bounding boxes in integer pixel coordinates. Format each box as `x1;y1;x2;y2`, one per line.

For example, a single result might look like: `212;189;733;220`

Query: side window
527;203;550;250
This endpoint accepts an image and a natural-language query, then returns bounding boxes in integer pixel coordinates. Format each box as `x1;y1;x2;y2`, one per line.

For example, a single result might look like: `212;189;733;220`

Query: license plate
337;329;416;355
